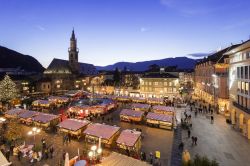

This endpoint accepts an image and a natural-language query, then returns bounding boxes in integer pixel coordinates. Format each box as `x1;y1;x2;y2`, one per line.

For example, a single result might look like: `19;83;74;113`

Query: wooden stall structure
68;105;91;118
18;111;40;125
5;108;27;119
83;123;120;147
57;119;90;139
131;103;151;112
146;112;173;130
116;129;141;153
48;96;69;106
32;100;53;110
116;96;131;102
120;109;144;123
131;97;146;103
152;105;174;116
146;98;164;105
32;113;59;129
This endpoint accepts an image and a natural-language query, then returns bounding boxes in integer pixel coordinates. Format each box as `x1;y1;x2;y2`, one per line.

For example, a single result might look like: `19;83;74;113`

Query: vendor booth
18;111;40;125
57;119;90;139
32;100;52;110
146;112;173;130
68;106;91;118
116;96;131;102
116;129;141;153
48;96;69;105
131;97;146;103
5;108;27;119
152;105;174;115
146;98;164;105
131;103;151;112
32;113;59;129
120;109;144;123
83;123;120;147
0;151;12;166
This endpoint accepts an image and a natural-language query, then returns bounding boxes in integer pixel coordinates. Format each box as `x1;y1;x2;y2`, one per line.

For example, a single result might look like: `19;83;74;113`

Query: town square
1;0;250;166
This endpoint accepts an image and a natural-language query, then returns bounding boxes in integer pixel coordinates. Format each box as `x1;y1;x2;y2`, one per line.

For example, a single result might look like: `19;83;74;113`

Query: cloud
35;25;45;31
188;52;212;58
140;27;150;32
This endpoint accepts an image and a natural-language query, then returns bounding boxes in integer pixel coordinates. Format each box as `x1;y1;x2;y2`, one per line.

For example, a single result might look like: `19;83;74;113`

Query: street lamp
27;127;41;141
88;144;102;163
0;117;6;123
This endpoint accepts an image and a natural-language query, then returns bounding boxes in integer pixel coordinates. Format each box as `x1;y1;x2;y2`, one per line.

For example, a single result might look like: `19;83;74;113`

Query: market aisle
182;109;250;166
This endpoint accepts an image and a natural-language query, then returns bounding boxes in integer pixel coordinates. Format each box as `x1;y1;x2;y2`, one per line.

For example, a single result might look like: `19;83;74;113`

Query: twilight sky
0;0;250;67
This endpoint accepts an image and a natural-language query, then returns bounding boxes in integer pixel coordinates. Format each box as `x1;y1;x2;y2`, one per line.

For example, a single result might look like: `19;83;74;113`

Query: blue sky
0;0;250;67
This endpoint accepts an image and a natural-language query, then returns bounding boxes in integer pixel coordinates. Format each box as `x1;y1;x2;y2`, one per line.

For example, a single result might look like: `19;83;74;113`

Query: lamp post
88;142;102;164
27;127;41;142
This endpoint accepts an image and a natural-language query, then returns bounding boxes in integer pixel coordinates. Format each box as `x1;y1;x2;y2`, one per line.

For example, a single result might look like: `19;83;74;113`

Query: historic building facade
194;45;239;113
37;30;97;94
226;40;250;139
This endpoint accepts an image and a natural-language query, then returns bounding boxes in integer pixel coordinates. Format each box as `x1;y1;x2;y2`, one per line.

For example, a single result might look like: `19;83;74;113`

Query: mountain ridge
96;57;198;71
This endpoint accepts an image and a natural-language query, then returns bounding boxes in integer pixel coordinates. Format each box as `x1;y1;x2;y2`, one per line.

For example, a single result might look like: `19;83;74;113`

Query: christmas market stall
152;105;174;115
146;98;164;105
68;106;91;119
116;96;131;102
5;108;27;119
18;110;40;125
131;97;146;103
131;103;151;112
57;119;90;139
32;100;53;110
116;129;142;153
83;123;120;147
120;109;144;123
48;96;69;106
32;113;60;129
146;112;173;130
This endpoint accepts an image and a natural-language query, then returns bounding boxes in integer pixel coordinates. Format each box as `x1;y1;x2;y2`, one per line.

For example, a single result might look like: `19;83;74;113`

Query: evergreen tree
0;75;18;102
113;67;121;86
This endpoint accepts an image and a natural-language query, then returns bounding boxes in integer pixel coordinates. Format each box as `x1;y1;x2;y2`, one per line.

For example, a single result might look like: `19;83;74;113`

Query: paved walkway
182;108;250;166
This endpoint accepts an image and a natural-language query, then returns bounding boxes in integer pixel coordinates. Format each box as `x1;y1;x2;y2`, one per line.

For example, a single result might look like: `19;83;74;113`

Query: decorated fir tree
0;75;18;102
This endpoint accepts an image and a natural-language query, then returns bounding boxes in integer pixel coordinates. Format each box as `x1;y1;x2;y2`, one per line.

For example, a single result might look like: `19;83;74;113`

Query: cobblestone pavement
9;104;173;166
182;107;250;166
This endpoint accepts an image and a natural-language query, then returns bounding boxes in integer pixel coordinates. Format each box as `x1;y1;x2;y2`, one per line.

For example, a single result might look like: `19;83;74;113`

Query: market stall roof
57;119;90;131
0;151;11;166
32;113;59;123
97;152;150;166
48;96;69;102
120;109;144;118
131;103;151;109
146;112;173;123
152;105;174;112
147;98;164;102
5;108;27;116
32;100;51;105
18;111;39;119
83;123;120;140
131;97;146;101
116;129;141;147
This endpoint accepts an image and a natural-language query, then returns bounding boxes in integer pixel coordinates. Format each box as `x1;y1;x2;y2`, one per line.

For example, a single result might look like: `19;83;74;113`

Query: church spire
71;28;75;40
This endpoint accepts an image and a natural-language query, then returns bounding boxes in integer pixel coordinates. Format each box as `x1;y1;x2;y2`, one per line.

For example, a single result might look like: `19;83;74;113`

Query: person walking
187;129;191;138
149;152;154;164
194;137;198;145
49;146;54;158
211;115;214;124
17;149;22;161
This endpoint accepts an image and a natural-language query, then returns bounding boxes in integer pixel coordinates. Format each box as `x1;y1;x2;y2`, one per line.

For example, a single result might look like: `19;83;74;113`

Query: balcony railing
233;101;250;114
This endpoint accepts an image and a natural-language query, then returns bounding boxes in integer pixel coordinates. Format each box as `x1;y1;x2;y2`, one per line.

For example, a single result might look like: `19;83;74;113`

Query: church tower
68;29;79;73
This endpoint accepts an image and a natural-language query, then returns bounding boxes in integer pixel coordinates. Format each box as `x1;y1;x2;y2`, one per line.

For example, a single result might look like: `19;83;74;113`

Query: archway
239;113;244;130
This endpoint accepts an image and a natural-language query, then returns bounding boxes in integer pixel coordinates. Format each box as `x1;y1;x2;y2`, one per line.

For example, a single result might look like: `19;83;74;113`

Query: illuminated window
242;82;245;90
169;82;172;86
149;82;152;85
164;82;168;86
155;82;158;86
57;84;60;89
238;81;241;90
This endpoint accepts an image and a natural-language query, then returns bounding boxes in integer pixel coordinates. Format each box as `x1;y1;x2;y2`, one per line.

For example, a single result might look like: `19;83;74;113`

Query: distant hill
0;46;44;73
96;57;197;71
